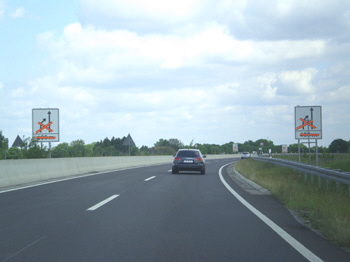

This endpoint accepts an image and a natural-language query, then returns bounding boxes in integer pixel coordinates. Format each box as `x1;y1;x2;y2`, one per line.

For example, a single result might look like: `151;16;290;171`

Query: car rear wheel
201;168;205;174
172;167;178;174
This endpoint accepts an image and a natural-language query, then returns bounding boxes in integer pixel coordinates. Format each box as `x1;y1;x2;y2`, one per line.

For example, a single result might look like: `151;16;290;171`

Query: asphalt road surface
1;158;349;261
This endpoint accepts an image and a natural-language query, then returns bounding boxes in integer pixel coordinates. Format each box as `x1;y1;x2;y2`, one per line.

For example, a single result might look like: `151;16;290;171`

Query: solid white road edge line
144;176;156;181
218;163;324;262
87;194;120;211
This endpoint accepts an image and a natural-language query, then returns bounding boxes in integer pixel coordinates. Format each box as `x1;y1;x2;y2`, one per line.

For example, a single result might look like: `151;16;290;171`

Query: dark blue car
172;149;206;174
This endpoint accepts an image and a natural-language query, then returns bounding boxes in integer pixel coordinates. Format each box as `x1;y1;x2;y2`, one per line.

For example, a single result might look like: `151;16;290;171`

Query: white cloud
78;0;350;41
2;0;350;148
0;1;4;18
79;0;206;31
10;7;25;18
10;87;26;98
38;21;329;90
258;40;326;62
278;68;318;95
81;0;200;21
256;74;278;100
227;0;350;40
328;85;350;102
30;16;343;146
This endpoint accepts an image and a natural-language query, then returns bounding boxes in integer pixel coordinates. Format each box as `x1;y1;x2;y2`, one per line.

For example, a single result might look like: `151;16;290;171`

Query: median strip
87;195;119;211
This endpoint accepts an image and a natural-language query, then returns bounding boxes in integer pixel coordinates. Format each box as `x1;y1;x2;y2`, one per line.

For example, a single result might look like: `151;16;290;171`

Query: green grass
235;159;350;249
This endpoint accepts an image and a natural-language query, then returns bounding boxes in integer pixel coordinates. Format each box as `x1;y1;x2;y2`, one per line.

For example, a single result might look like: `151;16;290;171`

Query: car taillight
174;157;181;161
195;157;203;162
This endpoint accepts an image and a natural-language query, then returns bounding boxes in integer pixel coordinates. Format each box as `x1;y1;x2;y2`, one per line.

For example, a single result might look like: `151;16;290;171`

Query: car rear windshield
176;150;200;157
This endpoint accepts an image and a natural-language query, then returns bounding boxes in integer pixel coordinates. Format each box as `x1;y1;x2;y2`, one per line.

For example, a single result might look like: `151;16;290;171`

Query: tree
154;139;171;148
24;145;46;159
7;147;22;159
139;145;150;156
111;136;124;152
151;146;176;155
255;139;274;153
168;138;184;151
102;137;110;148
198;144;221;154
288;143;307;153
221;142;234;154
329;139;349;153
0;130;9;159
0;130;8;149
197;144;208;154
104;145;119;156
93;137;126;156
69;140;85;157
52;143;70;158
21;137;47;159
84;143;95;157
93;142;104;156
130;146;139;156
154;138;184;152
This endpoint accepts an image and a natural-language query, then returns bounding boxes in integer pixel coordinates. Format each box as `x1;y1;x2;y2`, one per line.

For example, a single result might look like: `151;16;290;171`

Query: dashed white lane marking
218;163;323;262
144;176;156;181
87;195;119;211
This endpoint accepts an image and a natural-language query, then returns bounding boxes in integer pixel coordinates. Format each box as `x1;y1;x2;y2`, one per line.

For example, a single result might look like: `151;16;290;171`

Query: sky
1;0;350;149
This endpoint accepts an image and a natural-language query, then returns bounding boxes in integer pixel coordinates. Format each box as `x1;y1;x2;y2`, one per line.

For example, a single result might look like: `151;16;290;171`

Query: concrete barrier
0;154;237;189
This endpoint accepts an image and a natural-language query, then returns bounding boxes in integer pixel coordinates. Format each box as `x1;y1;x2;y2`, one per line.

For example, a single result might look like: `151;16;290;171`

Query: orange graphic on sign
296;118;316;130
300;133;320;137
36;136;57;139
36;122;53;133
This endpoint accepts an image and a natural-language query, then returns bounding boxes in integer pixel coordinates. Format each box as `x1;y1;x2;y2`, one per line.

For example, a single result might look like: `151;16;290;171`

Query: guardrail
253;157;350;196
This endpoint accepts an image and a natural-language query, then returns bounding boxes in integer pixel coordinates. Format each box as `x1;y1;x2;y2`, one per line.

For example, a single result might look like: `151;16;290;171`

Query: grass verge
235;158;350;249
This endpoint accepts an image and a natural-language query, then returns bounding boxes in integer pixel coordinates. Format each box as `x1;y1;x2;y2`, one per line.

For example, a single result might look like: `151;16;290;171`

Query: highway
1;158;349;261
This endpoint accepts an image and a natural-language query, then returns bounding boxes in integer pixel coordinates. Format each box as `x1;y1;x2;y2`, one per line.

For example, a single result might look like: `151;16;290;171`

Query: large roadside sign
32;108;59;142
282;144;288;153
295;106;322;139
233;143;238;153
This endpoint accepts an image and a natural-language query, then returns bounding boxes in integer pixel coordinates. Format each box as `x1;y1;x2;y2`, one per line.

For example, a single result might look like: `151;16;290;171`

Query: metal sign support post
315;139;319;166
307;125;311;163
298;139;301;163
49;142;52;158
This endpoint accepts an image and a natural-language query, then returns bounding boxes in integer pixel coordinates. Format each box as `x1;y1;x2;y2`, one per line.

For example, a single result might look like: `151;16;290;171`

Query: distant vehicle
241;152;251;159
172;149;206;174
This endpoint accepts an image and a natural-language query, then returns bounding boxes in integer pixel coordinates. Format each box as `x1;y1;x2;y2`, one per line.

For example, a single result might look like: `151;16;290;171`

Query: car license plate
184;160;193;163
